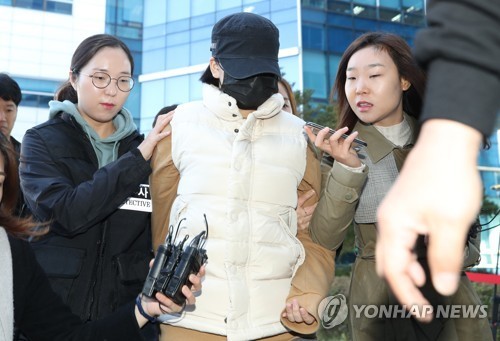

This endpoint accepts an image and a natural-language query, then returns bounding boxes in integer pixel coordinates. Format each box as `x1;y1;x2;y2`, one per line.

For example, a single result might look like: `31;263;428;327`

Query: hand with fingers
296;189;317;231
281;299;316;325
304;125;361;168
376;120;482;321
138;110;175;161
135;265;205;326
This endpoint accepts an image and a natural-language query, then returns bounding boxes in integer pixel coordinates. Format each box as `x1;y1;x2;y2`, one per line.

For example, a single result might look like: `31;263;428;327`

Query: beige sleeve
298;142;322;200
150;129;180;252
310;161;367;251
281;144;336;334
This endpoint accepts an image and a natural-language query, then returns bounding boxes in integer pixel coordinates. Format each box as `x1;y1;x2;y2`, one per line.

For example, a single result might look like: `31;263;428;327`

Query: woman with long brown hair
307;32;490;340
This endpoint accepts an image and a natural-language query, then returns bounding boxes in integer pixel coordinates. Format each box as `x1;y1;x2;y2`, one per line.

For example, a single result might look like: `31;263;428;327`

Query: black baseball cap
210;12;280;80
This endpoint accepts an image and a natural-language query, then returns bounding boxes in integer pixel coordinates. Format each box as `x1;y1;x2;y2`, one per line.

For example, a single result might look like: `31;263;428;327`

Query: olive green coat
311;117;491;341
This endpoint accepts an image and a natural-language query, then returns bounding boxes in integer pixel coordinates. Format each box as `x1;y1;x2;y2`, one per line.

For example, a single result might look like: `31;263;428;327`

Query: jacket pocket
32;244;86;304
278;209;305;276
114;250;151;285
112;250;152;308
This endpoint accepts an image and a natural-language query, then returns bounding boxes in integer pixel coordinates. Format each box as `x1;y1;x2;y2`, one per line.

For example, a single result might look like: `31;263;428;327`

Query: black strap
135;295;158;324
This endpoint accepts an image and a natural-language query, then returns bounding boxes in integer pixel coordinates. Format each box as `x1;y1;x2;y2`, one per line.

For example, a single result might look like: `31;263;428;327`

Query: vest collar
202;84;283;122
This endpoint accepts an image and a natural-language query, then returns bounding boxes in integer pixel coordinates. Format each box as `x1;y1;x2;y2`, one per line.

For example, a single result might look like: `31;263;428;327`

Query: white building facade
0;0;107;141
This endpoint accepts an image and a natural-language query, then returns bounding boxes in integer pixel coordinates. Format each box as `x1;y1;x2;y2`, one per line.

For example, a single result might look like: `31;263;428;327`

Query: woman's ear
69;70;77;91
401;78;411;91
209;57;222;79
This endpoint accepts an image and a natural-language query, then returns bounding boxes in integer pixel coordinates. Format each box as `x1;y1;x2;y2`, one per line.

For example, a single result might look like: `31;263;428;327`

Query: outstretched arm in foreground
376;119;482;320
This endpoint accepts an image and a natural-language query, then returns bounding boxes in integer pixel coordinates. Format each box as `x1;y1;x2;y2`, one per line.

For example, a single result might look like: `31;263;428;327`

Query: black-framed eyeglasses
79;71;134;92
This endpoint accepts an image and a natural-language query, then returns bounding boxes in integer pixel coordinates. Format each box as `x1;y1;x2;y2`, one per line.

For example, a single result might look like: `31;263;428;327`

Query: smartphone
305;122;367;147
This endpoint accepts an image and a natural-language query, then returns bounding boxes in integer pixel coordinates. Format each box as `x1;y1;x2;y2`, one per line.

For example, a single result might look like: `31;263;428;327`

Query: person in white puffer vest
150;12;335;341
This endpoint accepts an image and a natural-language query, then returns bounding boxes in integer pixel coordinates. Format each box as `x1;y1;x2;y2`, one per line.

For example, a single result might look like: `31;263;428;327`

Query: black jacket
10;136;29;217
11;235;145;341
414;0;500;136
10;136;21;155
19;112;153;321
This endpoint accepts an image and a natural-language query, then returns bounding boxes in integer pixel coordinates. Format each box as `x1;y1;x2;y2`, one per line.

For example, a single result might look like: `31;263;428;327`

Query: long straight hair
333;32;426;132
0;134;45;238
199;65;219;86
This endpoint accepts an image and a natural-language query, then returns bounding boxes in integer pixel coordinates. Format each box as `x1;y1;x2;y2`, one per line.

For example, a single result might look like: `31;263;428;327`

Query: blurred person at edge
18;34;182;339
150;12;334;341
306;32;490;340
0;73;21;154
0;73;29;217
0;132;202;341
376;0;500;314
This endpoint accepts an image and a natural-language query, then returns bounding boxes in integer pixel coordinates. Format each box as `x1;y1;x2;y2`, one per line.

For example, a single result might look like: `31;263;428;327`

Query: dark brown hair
0;134;46;238
152;104;178;128
333;32;426;132
55;34;134;103
0;73;22;106
199;65;220;87
278;77;298;117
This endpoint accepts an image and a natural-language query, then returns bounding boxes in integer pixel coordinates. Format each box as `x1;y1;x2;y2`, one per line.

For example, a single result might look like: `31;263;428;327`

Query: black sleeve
11;237;145;341
19;129;151;236
414;0;500;136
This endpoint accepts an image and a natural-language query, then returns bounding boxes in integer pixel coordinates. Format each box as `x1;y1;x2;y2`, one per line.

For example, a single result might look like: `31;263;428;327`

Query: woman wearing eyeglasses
18;34;179;332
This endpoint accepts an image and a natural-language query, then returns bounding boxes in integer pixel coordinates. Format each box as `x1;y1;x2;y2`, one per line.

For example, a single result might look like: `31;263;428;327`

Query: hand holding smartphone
305;122;367;147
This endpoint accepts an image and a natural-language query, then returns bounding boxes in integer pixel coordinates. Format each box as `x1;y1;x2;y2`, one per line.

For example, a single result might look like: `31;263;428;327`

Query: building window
328;54;341;91
13;0;43;10
302;0;326;9
403;13;424;26
303;51;328;99
21;93;53;108
165;75;190;106
379;7;402;22
302;25;325;50
217;0;241;11
328;27;354;53
192;0;215;16
278;56;300;91
106;0;143;39
352;3;377;19
46;0;71;14
167;0;190;21
380;0;400;10
353;0;375;5
327;0;352;15
120;0;143;27
8;0;72;14
403;0;425;15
